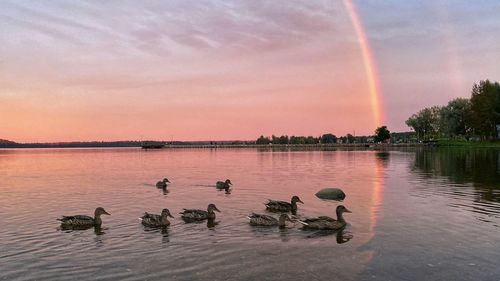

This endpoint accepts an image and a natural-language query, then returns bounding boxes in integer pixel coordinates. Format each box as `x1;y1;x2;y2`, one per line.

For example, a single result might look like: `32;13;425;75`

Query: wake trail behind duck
193;184;217;187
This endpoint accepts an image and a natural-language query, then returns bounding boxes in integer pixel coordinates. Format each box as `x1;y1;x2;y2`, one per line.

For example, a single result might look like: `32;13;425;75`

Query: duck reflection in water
142;223;171;233
247;225;293;242
279;227;291;242
216;186;232;195
207;218;219;229
59;224;107;236
336;229;353;244
160;187;169;195
376;151;390;168
94;225;106;236
161;227;170;243
141;225;171;242
303;228;353;244
248;215;295;242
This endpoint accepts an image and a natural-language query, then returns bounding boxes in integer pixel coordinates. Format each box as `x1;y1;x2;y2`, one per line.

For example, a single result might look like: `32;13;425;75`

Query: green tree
406;106;442;140
256;135;271;145
271;135;279;144
278;135;289;144
346;134;355;143
469;80;500;139
439;98;471;138
320;133;337;144
305;136;319;144
289;136;305;144
374;126;391;142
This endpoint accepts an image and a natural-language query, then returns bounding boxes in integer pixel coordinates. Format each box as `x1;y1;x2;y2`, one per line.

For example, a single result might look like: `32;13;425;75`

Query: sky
1;0;499;142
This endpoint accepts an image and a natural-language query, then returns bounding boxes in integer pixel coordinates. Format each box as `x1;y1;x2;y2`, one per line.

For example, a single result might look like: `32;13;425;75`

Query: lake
1;147;499;281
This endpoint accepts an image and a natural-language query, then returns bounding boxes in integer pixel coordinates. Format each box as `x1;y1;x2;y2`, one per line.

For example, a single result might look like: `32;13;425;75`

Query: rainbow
342;0;384;127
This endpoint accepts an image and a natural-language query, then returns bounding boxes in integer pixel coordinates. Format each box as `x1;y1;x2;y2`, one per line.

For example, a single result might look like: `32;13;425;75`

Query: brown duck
58;207;110;229
265;195;303;213
299;205;351;230
141;208;174;227
156;178;170;188
216;179;232;190
180;204;220;221
247;213;292;228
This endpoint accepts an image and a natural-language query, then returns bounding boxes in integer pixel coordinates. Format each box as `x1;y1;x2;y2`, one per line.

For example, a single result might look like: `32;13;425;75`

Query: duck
180;204;220;221
216;179;232;189
156;178;170;188
299;205;352;230
247;213;292;228
58;207;110;229
140;208;174;227
265;195;304;213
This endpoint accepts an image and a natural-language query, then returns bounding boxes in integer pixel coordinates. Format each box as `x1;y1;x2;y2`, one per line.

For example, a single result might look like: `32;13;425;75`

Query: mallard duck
247;213;292;228
156;178;170;188
140;208;174;227
299;205;351;230
180;204;220;221
265;195;304;213
216;179;232;189
58;207;110;229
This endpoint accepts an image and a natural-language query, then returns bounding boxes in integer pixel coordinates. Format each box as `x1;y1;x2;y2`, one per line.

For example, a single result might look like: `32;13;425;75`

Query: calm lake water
1;147;499;281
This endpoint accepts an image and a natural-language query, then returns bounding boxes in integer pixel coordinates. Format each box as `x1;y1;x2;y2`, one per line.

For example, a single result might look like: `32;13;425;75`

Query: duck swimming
58;207;110;229
299;205;351;230
265;195;304;213
247;213;292;228
216;179;232;189
156;178;170;188
180;204;220;221
141;208;174;227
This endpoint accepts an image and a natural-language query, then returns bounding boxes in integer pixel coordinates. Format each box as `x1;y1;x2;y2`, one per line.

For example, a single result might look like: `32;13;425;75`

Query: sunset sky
1;0;499;142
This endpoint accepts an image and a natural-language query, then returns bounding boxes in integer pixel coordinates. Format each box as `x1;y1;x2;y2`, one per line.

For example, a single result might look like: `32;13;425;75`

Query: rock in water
315;188;346;200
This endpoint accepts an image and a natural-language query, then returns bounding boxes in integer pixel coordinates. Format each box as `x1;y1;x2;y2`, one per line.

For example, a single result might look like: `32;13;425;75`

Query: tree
321;133;337;144
439;98;471;138
278;135;289;144
374;126;391;142
305;136;319;144
346;134;355;143
469;80;500;139
271;135;279;144
406;106;442;140
289;136;302;144
256;135;271;145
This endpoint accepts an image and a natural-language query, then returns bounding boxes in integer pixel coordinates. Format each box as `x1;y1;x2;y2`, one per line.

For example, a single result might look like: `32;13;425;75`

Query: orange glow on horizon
342;0;385;127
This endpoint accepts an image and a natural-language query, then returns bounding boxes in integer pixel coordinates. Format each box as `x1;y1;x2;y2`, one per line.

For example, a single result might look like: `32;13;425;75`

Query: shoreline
1;143;426;150
153;143;424;149
2;142;499;150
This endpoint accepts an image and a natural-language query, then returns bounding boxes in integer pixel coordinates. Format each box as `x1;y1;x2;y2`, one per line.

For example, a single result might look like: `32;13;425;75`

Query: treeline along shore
0;135;423;149
0;141;424;149
0;140;146;149
1;131;418;149
1;137;497;149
